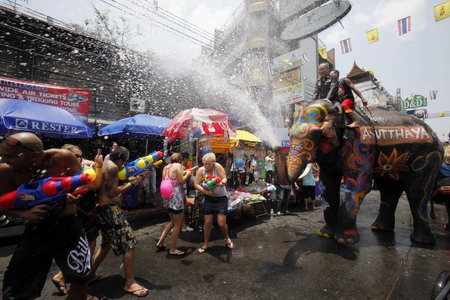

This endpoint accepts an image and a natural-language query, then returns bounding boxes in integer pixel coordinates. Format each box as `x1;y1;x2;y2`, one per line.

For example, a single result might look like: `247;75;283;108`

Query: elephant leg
334;173;373;245
371;177;404;231
404;184;435;245
317;171;341;239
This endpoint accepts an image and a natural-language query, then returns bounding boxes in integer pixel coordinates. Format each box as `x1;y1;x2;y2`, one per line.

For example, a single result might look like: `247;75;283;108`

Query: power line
128;0;214;41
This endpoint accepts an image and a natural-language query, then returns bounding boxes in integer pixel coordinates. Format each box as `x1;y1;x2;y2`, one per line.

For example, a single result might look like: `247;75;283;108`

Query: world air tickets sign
402;94;428;110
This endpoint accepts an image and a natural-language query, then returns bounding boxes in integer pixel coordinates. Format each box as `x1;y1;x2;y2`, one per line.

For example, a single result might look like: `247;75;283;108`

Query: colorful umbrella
200;130;263;153
162;108;236;142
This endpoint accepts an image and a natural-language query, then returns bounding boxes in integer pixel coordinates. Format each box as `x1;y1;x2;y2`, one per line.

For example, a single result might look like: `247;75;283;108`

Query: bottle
270;208;274;220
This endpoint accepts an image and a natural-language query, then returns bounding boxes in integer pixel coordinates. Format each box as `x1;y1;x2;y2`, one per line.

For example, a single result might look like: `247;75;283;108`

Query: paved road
1;190;449;300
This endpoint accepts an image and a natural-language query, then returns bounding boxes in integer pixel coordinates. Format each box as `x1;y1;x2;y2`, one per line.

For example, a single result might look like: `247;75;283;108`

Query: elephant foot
335;229;360;245
371;217;394;232
410;228;435;245
317;225;335;239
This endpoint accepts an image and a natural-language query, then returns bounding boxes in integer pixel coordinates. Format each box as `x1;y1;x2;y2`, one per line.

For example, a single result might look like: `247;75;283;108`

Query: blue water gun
0;172;93;213
118;151;164;180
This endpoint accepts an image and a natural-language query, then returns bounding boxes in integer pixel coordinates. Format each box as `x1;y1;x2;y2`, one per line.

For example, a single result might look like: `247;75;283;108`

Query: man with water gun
89;146;150;298
0;132;103;300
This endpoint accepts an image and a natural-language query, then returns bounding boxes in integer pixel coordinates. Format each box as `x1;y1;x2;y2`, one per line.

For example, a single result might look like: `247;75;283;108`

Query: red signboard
0;76;90;118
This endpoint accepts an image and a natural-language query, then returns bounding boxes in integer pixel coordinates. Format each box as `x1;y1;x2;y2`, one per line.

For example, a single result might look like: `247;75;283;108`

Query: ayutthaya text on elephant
361;126;434;145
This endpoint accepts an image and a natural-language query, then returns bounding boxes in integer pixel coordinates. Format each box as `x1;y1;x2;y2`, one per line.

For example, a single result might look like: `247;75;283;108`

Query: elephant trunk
274;147;305;185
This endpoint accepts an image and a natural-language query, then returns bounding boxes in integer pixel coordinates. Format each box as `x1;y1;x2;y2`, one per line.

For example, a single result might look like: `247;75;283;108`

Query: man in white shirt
265;151;274;183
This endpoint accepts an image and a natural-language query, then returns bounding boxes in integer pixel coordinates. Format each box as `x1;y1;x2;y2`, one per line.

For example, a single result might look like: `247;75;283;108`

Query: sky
9;0;450;141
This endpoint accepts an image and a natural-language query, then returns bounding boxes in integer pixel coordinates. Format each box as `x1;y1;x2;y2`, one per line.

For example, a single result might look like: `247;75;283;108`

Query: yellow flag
435;1;450;22
318;47;328;59
366;28;379;44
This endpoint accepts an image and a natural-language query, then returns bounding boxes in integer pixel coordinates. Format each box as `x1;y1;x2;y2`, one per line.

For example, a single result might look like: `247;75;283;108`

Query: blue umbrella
0;98;92;138
98;114;171;140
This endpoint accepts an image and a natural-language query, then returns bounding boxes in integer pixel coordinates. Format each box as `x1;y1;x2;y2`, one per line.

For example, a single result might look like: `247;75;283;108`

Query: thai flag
340;38;352;54
300;53;309;63
429;90;438;100
397;16;411;36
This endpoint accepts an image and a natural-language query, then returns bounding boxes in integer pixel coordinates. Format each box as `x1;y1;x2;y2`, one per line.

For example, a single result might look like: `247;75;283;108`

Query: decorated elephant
275;100;443;245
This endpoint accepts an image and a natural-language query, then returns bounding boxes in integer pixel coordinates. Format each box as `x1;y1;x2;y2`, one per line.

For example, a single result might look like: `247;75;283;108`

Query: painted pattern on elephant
275;100;443;245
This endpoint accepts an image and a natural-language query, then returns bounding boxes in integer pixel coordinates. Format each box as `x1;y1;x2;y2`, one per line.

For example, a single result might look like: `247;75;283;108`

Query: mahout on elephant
275;99;443;245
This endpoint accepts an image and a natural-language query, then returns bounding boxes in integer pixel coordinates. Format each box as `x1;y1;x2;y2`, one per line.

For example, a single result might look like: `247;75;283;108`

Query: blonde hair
61;144;81;152
170;152;182;163
202;152;216;163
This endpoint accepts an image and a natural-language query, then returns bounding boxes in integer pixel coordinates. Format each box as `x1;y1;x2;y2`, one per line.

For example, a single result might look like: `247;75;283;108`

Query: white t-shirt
265;156;274;171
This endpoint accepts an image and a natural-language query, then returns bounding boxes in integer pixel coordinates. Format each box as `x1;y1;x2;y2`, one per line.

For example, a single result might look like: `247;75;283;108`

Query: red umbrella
162;108;236;142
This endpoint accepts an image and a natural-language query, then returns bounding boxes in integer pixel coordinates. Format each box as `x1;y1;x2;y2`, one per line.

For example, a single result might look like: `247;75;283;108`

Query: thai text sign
402;94;428;109
281;0;352;40
273;69;300;89
273;82;305;105
272;49;303;75
0;76;90;117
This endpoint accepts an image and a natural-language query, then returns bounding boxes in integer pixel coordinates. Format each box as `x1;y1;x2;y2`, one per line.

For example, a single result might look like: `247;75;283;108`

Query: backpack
160;165;174;198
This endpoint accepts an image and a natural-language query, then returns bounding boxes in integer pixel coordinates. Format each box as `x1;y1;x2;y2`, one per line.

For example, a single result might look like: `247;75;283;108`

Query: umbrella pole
145;139;148;154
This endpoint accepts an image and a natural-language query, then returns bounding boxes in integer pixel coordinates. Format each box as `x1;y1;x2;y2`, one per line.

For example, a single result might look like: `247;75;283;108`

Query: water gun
0;173;93;213
118;151;164;180
202;176;222;190
182;166;198;175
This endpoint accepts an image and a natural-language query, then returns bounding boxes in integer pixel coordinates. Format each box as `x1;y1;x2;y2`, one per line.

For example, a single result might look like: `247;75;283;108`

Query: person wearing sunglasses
0;132;103;300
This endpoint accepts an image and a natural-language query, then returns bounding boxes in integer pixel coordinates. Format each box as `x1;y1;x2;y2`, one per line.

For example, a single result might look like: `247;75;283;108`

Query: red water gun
0;173;93;213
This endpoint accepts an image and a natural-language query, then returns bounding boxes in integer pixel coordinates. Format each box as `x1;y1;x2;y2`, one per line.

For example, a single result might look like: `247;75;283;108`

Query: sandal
124;285;149;298
168;250;185;256
156;243;166;250
225;239;234;250
197;247;208;254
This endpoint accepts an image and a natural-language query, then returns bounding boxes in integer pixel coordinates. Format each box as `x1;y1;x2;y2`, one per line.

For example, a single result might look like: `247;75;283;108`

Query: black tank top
337;78;355;102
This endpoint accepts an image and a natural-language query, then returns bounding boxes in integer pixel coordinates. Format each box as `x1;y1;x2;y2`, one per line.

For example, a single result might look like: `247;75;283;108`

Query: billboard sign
273;82;305;105
273;69;300;89
272;48;304;75
0;76;90;119
281;0;352;40
280;0;329;21
402;94;428;109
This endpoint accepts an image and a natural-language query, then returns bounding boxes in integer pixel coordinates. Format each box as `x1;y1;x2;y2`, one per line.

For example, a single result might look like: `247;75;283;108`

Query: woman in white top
194;153;234;253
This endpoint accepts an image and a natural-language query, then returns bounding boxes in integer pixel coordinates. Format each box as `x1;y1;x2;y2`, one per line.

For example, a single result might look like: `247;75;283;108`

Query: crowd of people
1;62;446;300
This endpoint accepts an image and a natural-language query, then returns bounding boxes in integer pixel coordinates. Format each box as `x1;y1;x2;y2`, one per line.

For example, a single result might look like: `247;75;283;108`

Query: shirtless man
0;132;102;300
90;146;149;298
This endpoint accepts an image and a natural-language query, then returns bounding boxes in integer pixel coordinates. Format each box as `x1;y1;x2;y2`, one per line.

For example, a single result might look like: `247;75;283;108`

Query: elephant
275;99;443;245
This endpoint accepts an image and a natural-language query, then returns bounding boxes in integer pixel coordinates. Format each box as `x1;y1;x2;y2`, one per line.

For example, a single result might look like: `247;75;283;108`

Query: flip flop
197;247;208;254
51;277;68;295
124;287;149;298
225;240;234;250
168;250;185;256
88;274;109;284
156;243;166;250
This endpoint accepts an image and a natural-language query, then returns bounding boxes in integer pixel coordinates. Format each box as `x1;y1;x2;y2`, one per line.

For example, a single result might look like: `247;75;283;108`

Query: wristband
95;163;103;168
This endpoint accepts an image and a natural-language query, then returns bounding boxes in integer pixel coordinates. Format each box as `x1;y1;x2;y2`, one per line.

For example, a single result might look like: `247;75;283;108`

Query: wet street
1;190;449;300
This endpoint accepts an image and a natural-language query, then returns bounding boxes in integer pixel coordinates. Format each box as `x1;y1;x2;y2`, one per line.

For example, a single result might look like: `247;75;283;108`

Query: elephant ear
319;112;341;147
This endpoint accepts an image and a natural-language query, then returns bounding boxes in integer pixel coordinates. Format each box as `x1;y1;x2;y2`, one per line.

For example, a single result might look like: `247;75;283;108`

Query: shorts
302;186;316;200
341;98;355;113
98;204;138;256
167;208;183;214
77;211;100;242
203;195;228;215
3;214;91;300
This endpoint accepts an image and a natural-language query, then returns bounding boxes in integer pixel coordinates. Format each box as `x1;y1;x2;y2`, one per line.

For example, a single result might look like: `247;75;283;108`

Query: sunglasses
0;136;38;152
